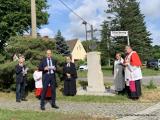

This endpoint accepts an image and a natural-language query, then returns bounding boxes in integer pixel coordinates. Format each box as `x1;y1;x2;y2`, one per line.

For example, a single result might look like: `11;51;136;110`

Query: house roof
66;39;78;51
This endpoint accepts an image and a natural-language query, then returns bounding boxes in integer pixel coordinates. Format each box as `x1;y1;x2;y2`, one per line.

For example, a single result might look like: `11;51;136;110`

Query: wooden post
31;0;37;38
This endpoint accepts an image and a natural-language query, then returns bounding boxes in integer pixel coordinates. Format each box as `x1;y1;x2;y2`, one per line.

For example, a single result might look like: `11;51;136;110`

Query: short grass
78;66;160;78
0;84;160;104
57;93;131;103
0;109;112;120
141;68;160;76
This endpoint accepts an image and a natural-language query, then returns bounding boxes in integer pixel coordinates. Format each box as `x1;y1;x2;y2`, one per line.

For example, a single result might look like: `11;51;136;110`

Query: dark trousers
41;74;56;107
16;81;26;101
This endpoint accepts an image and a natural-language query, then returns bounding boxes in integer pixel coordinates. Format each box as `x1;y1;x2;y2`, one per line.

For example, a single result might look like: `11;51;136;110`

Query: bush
146;80;157;89
0;36;65;91
0;61;17;90
0;53;5;63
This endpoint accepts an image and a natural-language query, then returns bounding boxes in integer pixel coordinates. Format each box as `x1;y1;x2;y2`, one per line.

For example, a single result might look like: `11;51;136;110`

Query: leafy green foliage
146;80;157;89
151;45;160;59
100;22;113;65
0;0;49;49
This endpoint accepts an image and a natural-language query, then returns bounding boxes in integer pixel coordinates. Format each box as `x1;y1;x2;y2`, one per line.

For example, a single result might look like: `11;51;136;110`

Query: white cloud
66;0;107;40
139;0;160;45
43;0;160;45
140;0;160;19
38;28;54;38
148;25;160;45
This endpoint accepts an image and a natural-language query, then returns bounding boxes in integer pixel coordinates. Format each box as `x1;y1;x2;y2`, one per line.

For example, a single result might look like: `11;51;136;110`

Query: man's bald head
125;45;133;54
46;49;52;58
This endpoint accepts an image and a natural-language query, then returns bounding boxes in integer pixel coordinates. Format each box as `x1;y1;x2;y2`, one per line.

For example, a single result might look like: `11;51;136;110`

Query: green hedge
0;36;65;91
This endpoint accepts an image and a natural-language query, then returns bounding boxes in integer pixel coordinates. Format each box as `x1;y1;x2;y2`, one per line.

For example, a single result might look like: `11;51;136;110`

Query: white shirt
47;58;55;74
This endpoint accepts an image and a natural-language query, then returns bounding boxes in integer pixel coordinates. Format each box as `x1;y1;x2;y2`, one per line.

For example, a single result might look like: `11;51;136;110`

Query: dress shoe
40;106;45;111
21;98;28;101
51;104;59;109
16;100;21;103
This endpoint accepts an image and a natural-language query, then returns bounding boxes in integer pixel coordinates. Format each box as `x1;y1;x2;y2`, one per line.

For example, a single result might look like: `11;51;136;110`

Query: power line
58;0;99;45
58;0;91;26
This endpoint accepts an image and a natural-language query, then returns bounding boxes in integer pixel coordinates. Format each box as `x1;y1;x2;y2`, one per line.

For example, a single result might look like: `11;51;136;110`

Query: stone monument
77;52;114;96
87;52;105;92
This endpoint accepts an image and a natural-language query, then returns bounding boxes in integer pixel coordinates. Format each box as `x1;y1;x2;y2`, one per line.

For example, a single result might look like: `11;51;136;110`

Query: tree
151;45;160;59
102;0;152;62
0;0;49;50
100;21;112;66
55;30;70;55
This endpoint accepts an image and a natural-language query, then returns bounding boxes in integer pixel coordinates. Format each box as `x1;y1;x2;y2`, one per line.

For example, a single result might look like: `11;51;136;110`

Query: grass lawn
141;68;160;76
78;66;160;78
0;84;160;104
0;109;111;120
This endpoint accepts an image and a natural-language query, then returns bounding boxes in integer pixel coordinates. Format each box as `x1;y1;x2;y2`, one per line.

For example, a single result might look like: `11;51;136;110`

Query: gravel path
0;98;156;119
78;76;160;85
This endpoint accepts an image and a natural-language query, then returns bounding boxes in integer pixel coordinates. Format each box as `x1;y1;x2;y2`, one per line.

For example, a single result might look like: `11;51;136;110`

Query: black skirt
127;80;142;99
63;78;77;96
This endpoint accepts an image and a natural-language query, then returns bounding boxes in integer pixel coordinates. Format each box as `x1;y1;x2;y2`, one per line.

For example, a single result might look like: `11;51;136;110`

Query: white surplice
33;71;43;88
125;51;143;86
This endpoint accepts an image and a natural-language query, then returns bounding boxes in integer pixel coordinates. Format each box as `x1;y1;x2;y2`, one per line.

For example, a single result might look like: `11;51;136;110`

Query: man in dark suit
15;55;28;102
63;56;77;96
39;49;59;110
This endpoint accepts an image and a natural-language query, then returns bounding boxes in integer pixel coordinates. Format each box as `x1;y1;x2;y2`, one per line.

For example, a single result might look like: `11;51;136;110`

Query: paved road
78;76;160;85
0;98;155;119
118;102;160;120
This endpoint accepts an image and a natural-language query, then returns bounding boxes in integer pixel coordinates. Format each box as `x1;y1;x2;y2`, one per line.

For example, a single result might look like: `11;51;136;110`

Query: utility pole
87;25;98;51
82;21;89;52
31;0;37;38
82;21;88;41
87;25;97;40
90;25;94;40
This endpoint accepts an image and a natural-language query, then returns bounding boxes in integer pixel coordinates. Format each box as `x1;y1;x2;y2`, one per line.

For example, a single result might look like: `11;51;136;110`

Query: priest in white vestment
124;46;142;99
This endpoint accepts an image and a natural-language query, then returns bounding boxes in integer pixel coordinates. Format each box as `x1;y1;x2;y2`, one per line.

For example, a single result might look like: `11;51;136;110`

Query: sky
38;0;160;45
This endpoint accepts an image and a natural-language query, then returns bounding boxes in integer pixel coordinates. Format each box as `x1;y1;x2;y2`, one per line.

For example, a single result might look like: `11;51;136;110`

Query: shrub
0;36;65;91
146;80;157;89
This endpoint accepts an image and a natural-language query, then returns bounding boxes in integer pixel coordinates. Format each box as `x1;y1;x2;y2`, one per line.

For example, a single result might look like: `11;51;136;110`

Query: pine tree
102;0;152;61
100;21;112;65
55;30;70;55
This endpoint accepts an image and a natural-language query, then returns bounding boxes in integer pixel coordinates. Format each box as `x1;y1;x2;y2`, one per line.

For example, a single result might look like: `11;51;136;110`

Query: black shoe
21;98;28;101
51;104;59;109
40;106;45;111
16;100;21;103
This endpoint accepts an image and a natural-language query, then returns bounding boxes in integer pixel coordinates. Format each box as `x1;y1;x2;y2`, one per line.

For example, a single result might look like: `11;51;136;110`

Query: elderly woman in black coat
63;56;77;96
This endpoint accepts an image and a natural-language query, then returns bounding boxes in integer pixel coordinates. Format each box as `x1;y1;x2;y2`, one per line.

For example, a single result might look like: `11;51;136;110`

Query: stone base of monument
77;87;115;96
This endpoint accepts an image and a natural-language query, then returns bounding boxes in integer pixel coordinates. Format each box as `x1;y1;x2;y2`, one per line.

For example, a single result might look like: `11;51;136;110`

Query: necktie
48;58;51;74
